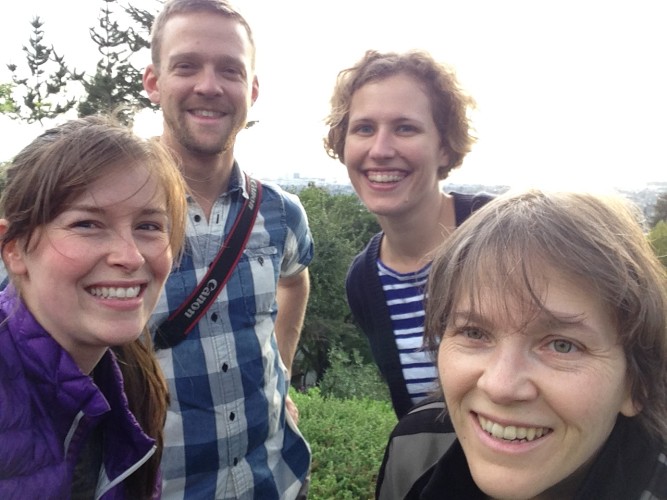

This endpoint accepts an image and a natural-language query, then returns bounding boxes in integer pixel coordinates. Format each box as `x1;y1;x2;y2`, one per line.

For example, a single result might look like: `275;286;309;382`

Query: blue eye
173;62;197;75
220;66;245;80
351;124;374;135
462;327;485;341
71;220;99;229
396;124;418;134
550;339;577;353
137;222;164;232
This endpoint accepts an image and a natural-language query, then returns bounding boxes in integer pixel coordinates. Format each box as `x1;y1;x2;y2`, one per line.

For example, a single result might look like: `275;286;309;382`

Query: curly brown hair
324;49;476;179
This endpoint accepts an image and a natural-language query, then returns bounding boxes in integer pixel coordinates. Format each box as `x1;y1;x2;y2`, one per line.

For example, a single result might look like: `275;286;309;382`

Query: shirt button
221;363;228;372
258;256;264;265
194;214;201;222
211;313;218;322
229;412;235;421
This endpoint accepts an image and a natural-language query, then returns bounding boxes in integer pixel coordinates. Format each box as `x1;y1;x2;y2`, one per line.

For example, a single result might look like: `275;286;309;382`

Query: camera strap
154;174;262;349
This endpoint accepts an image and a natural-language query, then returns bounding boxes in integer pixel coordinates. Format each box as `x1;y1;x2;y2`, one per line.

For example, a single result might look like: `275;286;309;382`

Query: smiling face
143;11;258;158
2;165;173;374
343;73;448;218
438;268;638;499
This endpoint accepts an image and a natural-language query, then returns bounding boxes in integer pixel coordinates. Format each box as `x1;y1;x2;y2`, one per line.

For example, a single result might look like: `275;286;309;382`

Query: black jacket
400;414;667;499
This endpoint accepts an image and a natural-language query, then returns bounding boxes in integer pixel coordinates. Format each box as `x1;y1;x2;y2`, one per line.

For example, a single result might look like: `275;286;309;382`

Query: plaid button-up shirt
151;164;313;500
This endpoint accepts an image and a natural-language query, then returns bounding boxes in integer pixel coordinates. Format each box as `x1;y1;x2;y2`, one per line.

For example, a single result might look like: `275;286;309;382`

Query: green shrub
292;387;397;499
649;221;667;268
319;346;390;402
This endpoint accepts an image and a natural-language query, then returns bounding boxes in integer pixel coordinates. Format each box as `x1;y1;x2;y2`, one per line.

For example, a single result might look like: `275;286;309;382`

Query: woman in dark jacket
379;190;667;499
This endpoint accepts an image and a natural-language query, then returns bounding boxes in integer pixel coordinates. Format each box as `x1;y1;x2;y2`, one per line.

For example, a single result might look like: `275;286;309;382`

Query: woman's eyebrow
64;205;169;217
530;310;606;338
448;308;603;336
447;310;490;327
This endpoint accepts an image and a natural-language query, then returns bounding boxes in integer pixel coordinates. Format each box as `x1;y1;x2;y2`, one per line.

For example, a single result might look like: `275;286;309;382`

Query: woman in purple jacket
0;116;187;499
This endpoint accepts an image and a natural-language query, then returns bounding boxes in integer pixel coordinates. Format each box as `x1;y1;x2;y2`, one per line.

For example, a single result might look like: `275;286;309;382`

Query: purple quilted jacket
0;286;159;499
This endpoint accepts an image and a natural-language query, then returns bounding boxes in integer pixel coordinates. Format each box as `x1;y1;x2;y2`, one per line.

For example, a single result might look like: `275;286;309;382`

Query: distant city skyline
2;0;666;190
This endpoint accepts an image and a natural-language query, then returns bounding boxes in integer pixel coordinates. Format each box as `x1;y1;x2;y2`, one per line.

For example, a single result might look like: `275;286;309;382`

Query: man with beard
142;1;313;499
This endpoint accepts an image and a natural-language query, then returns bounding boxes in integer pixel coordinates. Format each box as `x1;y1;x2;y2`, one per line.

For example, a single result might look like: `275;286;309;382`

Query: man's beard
180;130;230;156
167;112;244;156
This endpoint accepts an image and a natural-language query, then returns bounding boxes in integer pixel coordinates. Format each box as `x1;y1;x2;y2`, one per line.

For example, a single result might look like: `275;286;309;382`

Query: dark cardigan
345;192;493;418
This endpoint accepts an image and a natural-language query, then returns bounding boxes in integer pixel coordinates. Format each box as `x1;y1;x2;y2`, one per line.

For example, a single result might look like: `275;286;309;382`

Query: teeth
89;286;140;299
367;171;405;183
193;109;221;118
478;415;548;442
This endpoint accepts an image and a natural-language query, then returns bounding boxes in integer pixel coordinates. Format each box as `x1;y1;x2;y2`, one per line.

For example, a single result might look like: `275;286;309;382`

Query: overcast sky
2;0;666;189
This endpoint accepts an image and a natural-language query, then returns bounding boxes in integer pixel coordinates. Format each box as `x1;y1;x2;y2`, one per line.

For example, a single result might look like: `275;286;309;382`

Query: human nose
368;128;396;160
477;343;538;404
194;66;223;97
106;231;146;271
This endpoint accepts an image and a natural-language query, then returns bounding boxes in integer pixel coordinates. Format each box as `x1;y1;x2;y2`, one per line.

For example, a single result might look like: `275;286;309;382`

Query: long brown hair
1;115;187;497
113;340;169;498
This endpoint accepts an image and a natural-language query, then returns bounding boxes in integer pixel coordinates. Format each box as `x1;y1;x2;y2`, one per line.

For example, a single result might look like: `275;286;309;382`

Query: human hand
286;393;299;425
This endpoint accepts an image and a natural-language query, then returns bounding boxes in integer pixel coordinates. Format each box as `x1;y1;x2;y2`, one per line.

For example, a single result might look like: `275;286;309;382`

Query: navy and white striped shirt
377;260;438;405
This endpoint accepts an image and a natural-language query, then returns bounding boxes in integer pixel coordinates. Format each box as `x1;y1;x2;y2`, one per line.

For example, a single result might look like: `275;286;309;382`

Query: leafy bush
292;387;397;499
649;221;667;268
319;346;390;402
295;185;380;384
651;192;667;227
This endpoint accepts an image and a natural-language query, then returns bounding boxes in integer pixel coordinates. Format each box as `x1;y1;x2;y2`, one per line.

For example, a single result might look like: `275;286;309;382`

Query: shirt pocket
239;246;280;316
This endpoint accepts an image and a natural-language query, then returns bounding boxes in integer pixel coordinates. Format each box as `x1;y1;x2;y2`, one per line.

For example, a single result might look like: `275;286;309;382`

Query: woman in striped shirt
324;49;490;418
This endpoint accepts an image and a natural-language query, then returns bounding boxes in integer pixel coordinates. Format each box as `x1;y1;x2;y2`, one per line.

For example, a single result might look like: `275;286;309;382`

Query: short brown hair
425;189;667;442
324;49;476;179
149;0;255;70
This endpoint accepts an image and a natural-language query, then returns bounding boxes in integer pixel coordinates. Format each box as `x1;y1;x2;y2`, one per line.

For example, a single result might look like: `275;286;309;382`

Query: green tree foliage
649;221;667;268
0;83;18;114
291;387;396;499
319;346;389;402
6;17;84;124
293;185;380;386
651;192;667;227
5;0;159;125
0;162;9;206
77;0;157;124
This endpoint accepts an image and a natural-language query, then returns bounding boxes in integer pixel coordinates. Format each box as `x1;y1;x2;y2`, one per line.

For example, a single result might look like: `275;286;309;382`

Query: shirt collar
227;161;249;200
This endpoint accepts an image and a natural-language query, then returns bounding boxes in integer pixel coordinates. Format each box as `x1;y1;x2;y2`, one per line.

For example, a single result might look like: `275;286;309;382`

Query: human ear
251;75;259;106
143;64;161;105
0;220;27;277
439;148;451;169
619;384;642;418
